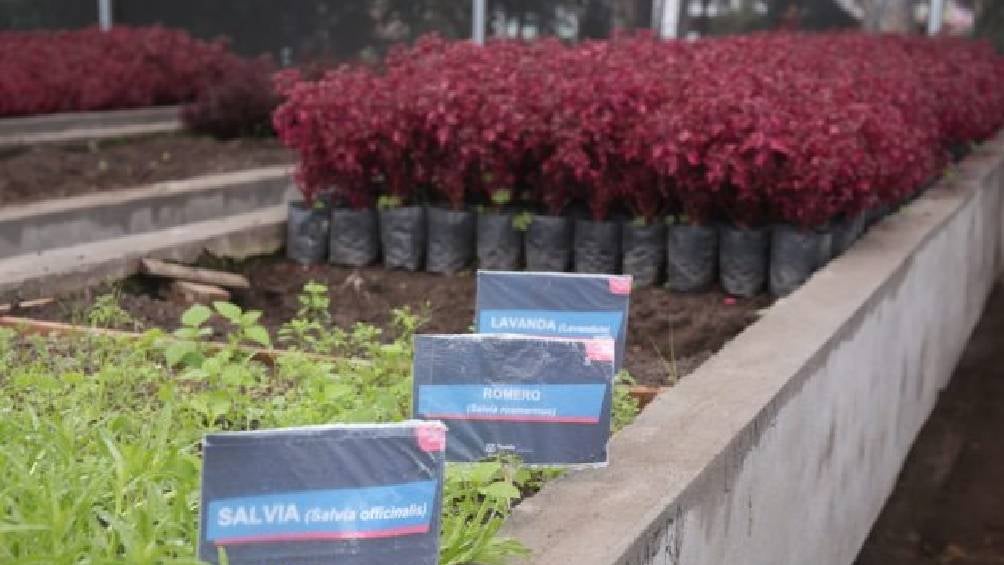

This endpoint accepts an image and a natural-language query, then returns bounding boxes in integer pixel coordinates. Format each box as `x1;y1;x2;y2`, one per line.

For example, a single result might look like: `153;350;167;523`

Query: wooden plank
139;258;250;289
165;281;231;305
627;385;664;409
0;315;326;368
0;297;55;313
0;316;135;340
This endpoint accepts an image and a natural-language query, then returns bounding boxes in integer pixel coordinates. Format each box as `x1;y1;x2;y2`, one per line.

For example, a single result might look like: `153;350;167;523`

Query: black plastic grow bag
719;225;768;297
769;225;822;297
525;215;573;272
574;219;621;274
666;223;718;293
477;211;522;271
621;222;666;287
379;206;426;271
329;207;379;267
426;207;476;274
287;201;330;265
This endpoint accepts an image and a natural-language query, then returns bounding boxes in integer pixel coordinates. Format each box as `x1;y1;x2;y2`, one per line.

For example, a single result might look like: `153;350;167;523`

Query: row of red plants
0;25;276;137
274;32;1004;229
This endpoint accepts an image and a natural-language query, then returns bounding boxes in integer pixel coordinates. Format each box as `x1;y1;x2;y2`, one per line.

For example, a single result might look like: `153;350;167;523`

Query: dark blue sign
413;335;615;466
475;271;632;371
198;422;446;564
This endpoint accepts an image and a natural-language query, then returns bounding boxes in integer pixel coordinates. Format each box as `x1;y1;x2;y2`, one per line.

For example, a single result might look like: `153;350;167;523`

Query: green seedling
279;281;344;353
377;195;403;209
612;370;641;432
490;189;512;208
512;211;534;232
86;292;135;330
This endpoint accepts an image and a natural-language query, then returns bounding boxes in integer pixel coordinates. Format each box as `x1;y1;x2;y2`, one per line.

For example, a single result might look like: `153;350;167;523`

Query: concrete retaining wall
0;207;287;301
0;106;181;147
503;133;1004;565
0;166;293;259
0;167;293;301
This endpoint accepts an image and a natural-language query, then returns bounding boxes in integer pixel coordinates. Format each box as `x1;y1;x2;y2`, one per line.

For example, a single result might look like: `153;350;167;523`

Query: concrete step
0;166;294;260
0;106;182;147
0;206;286;301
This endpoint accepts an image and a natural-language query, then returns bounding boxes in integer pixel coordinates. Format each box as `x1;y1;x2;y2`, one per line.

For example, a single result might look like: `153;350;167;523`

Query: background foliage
275;32;1004;226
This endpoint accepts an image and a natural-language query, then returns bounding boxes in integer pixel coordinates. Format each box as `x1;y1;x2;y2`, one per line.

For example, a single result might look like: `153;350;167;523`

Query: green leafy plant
512;211;534;232
377;195;404;209
86;292;135;329
0;283;641;564
440;456;531;565
278;281;344;353
478;189;516;216
212;301;271;349
489;189;512;208
612;371;641;433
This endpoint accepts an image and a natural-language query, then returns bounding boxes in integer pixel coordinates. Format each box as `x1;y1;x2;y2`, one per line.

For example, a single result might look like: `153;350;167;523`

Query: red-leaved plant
272;32;1004;224
0;26;250;117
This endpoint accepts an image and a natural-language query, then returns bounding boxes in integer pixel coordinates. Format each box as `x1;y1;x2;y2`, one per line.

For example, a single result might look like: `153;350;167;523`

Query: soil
856;282;1004;565
0;133;292;207
27;255;770;386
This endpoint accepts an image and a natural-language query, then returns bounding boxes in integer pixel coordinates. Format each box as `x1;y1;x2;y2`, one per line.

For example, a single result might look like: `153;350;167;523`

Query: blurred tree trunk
975;0;1004;52
862;0;914;32
612;0;652;30
580;0;613;38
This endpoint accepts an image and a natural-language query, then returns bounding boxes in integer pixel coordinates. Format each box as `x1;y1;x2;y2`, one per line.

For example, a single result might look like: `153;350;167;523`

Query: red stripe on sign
415;422;447;452
423;413;599;424
214;524;430;546
608;275;632;295
584;339;615;362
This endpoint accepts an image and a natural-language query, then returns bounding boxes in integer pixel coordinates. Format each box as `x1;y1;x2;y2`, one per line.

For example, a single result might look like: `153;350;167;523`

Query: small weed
512;211;534;232
377;194;403;209
86;292;135;330
612;371;641;433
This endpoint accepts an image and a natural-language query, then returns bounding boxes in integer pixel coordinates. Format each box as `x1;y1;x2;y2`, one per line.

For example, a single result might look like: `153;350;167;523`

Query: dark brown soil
856;283;1004;565
0;133;292;207
28;256;770;386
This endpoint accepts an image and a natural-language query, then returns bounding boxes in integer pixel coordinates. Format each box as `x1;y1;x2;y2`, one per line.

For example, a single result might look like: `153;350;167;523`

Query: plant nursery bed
0;133;292;207
30;256;770;387
0;303;547;564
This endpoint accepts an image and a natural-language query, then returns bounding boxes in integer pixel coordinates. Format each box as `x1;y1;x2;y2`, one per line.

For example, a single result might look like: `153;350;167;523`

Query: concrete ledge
0;206;286;300
503;133;1004;565
0;166;294;259
0;106;181;147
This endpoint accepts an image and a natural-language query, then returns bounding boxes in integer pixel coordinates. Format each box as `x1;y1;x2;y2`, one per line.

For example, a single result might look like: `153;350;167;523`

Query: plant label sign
413;334;615;466
474;271;632;371
198;422;446;565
